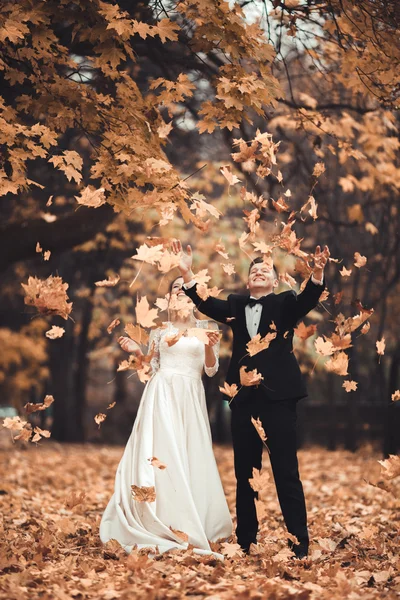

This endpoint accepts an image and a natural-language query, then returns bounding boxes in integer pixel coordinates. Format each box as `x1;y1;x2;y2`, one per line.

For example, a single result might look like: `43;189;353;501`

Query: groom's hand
313;245;330;281
172;240;194;283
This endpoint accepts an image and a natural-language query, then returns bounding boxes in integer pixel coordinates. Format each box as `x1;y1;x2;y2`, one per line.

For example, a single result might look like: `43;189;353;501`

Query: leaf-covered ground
1;443;399;600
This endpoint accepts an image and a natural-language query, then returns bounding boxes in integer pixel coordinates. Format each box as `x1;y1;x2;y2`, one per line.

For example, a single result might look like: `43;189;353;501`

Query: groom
172;240;329;559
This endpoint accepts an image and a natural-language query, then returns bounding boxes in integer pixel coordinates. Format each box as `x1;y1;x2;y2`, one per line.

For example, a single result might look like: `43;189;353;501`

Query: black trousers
231;394;309;549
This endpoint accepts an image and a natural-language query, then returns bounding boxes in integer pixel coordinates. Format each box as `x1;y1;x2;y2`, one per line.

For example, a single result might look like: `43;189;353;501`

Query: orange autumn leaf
135;296;159;328
391;390;400;402
222;263;235;276
376;337;385;357
148;457;167;470
45;326;65;339
107;318;120;334
32;427;51;443
215;241;229;260
24;395;54;415
354;252;367;268
325;351;349;376
169;527;189;542
22;275;72;320
125;323;149;346
94;413;106;428
313;162;325;178
251;417;267;442
314;336;335;356
248;467;270;493
294;322;317;340
95;275;120;287
340;266;352;277
343;380;358;392
219;382;239;399
240;366;264;387
361;321;371;335
74;186;106;208
246;332;277;356
221;542;243;558
131;485;156;503
193;269;211;286
132;243;164;265
220;165;241;186
378;455;400;480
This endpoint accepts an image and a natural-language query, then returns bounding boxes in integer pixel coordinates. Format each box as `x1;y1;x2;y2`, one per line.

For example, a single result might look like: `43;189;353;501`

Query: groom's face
247;263;279;296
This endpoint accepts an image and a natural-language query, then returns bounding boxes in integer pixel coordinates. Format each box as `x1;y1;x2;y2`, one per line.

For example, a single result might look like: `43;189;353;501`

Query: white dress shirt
184;276;323;338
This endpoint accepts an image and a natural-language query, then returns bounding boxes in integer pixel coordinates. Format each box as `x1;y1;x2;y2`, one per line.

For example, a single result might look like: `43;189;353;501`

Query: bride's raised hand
171;239;193;275
118;336;143;357
206;330;221;347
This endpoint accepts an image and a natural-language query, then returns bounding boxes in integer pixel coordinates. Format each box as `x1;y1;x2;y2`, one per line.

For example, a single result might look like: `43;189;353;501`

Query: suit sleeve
281;276;325;330
184;283;231;324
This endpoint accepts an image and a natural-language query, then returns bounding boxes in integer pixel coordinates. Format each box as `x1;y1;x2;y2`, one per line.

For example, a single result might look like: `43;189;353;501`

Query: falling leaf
239;366;264;387
165;330;184;347
365;222;378;235
74;186;106;208
279;272;297;288
220;165;241;186
376;337;385;357
24;395;54;415
219;382;238;398
155;296;169;312
215;241;229;260
354;252;367;268
22;275;72;320
94;413;106;428
391;390;400;402
107;402;116;410
294;322;317;340
43;250;51;261
339;267;352;277
157;251;180;274
193;269;211;286
157;121;173;138
132;243;164;265
313;162;325;178
95;275;120;287
325;352;349;376
361;322;370;335
222;263;235;276
251;417;267;442
186;327;214;345
148;457;167;470
2;416;28;431
314;336;335;356
125;323;149;346
252;241;273;255
131;485;156;503
32;427;51;443
333;291;343;305
272;196;289;213
45;326;65;339
135;296;159;328
246;332;277;356
107;318;120;334
248;467;270;493
36;242;42;253
343;380;358;392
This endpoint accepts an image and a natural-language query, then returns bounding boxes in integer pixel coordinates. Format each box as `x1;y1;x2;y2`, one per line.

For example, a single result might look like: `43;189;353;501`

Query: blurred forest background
1;0;400;454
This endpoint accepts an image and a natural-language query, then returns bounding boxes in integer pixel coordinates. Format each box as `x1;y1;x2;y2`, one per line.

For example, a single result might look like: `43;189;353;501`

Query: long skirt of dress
100;367;233;554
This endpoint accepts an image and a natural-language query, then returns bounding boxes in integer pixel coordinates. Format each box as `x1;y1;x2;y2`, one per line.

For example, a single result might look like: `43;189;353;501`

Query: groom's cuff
183;280;196;290
311;274;324;286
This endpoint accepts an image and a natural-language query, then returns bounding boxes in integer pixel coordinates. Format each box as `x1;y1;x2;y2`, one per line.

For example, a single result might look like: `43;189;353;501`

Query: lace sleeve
198;320;220;378
148;328;161;374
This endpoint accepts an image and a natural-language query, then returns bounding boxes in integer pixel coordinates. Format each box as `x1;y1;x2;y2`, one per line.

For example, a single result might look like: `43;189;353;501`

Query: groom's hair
248;257;278;280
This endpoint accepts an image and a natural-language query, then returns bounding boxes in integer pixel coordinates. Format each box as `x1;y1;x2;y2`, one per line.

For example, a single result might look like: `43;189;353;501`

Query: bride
100;276;233;555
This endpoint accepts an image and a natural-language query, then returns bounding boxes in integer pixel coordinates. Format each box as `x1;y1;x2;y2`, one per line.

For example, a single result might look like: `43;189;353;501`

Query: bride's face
170;277;186;298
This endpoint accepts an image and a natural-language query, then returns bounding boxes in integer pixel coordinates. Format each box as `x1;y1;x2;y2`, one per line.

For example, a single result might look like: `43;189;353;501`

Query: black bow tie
246;295;270;308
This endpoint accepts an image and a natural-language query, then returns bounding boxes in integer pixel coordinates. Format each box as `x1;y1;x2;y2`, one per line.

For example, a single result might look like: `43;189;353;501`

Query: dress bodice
149;321;219;379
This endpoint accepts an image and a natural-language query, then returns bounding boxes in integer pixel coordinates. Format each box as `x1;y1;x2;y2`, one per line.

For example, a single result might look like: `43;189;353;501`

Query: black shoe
291;543;309;560
240;541;257;555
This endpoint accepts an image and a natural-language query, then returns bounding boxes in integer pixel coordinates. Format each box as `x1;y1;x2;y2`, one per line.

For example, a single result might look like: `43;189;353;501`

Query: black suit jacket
185;278;325;406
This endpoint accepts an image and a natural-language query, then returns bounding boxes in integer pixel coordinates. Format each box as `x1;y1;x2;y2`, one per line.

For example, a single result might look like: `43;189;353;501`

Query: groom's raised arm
281;244;330;330
172;240;231;324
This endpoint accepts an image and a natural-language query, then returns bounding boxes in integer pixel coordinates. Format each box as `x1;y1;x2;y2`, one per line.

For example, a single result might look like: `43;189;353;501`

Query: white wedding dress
100;321;233;555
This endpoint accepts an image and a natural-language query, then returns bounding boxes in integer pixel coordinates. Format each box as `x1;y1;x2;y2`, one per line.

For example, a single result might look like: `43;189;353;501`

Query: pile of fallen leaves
1;443;399;599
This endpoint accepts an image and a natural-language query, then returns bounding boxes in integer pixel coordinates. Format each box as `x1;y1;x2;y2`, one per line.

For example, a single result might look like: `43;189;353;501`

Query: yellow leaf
314;336;335;356
376;337;385;356
246;332;277;356
219;382;238;398
135;296;159;328
251;416;267;442
343;380;358;392
45;326;65;339
239;366;263;386
391;390;400;402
